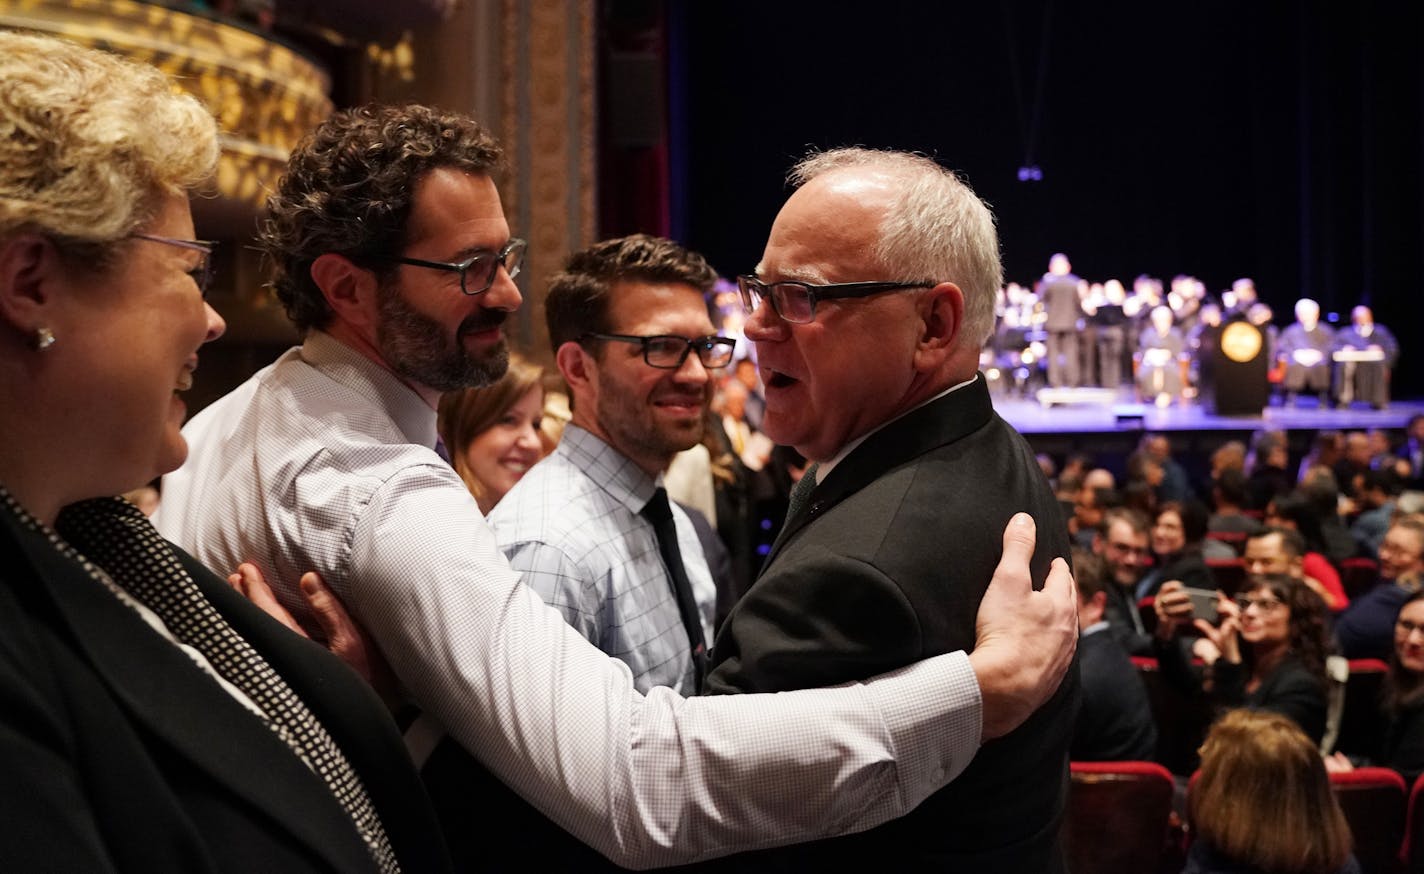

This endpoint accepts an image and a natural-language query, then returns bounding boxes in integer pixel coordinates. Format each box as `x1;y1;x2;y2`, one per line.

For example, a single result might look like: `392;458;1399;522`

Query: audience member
1350;468;1401;560
436;352;545;514
1406;415;1424;488
1155;575;1330;744
1070;551;1158;761
157;104;1078;868
1327;589;1424;785
1136;501;1214;600
1141;433;1193;504
0;33;450;872
730;356;765;431
1208;468;1265;540
1335;515;1424;661
490;234;723;696
716;147;1077;870
1094;507;1159;655
1269;489;1357;569
1246;428;1293;511
1245;527;1348;613
1187;710;1360;874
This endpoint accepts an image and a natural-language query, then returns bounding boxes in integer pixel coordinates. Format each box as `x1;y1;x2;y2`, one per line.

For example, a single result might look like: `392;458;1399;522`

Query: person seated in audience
1268;489;1357;574
1350;468;1401;560
1141;433;1194;504
1300;468;1362;565
436;352;546;514
1124;450;1165;515
1333;432;1374;497
1327;589;1424;786
1188;709;1360;874
1208;468;1265;541
1070;551;1158;761
1246;428;1292;512
1154;574;1331;744
1406;415;1424;490
1071;470;1118;550
1245;526;1348;613
1279;298;1335;408
1136;500;1214;600
1205;439;1247;493
1094;507;1163;656
1332;305;1397;410
1335;515;1424;660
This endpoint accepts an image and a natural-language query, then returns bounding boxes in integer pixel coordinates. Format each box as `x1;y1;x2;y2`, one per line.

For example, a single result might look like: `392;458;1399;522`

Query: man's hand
227;563;398;701
970;513;1078;740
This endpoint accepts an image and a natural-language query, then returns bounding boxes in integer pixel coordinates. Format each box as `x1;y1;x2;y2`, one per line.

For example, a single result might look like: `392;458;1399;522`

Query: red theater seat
1331;767;1406;874
1064;761;1177;874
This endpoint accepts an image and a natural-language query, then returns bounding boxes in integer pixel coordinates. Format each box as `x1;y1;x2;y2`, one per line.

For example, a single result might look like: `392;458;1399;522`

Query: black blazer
1073;629;1158;761
707;376;1078;873
0;501;451;873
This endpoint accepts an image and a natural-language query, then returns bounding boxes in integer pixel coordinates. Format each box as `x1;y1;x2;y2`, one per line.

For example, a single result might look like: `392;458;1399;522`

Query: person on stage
1332;305;1398;410
1278;298;1335;407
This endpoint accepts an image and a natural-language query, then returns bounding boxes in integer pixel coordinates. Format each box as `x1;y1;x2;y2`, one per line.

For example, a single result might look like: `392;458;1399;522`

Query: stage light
1017;165;1043;182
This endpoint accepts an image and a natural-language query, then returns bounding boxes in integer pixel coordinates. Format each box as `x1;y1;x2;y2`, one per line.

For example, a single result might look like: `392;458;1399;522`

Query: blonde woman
437;353;546;513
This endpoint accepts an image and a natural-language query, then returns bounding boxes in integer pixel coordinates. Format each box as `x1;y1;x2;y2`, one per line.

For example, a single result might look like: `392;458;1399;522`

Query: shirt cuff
864;650;982;806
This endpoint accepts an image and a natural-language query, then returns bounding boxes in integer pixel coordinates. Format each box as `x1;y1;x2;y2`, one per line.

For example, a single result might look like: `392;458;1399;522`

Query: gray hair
789;147;1002;346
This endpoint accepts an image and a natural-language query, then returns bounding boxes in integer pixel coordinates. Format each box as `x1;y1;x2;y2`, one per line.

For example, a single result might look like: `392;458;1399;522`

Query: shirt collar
558;424;660;515
300;330;439;450
816;374;979;482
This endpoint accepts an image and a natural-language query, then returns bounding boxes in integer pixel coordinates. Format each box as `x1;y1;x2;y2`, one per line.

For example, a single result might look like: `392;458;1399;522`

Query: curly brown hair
1243;572;1332;684
544;234;718;352
258;103;503;332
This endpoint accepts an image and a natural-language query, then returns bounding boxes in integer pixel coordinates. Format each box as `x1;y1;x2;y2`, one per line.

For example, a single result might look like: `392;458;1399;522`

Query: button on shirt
490;425;714;695
154;330;983;867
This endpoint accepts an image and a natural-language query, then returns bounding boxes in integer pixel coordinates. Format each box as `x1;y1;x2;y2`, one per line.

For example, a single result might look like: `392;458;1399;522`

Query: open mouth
765;370;798;389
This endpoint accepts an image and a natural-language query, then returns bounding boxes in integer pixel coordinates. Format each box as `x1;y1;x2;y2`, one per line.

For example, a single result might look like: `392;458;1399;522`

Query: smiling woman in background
0;31;448;872
436;352;546;514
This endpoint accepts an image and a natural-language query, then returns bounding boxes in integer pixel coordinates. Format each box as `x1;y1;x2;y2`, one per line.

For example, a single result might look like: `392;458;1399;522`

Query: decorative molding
0;0;333;217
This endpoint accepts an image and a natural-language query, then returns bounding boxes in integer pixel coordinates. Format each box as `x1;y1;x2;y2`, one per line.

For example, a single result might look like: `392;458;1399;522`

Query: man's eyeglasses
129;233;216;297
580;332;736;370
736;274;935;324
370;238;527;296
1236;595;1285;613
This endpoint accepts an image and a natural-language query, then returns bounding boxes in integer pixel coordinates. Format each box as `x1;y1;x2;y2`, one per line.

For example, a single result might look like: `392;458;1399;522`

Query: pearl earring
35;327;56;350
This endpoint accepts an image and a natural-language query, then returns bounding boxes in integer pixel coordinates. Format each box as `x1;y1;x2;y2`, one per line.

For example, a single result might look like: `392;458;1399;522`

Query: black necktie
641;488;707;692
53;496;400;874
785;463;820;523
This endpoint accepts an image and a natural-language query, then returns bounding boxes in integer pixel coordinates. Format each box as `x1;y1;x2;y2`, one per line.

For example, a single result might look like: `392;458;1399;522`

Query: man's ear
555;339;596;397
912;281;964;371
311;253;380;330
0;234;63;337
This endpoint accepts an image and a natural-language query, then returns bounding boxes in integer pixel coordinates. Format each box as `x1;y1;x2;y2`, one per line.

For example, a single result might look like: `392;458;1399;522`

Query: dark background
656;0;1423;395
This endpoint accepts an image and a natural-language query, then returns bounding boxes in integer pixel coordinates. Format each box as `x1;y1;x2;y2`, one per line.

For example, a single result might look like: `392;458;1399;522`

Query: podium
1210;319;1269;415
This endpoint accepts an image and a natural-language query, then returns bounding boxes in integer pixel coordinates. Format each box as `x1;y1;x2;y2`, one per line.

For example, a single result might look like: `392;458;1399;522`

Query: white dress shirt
490;424;714;694
156;330;982;867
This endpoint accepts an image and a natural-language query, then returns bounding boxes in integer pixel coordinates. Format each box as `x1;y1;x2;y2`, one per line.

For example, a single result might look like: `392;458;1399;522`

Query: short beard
376;283;509;391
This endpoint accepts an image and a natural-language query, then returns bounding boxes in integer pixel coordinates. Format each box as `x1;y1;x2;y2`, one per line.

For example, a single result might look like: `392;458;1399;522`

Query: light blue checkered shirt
489;425;716;694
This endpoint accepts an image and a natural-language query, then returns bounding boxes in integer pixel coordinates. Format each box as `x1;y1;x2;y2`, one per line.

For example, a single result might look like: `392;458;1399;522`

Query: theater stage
992;387;1424;463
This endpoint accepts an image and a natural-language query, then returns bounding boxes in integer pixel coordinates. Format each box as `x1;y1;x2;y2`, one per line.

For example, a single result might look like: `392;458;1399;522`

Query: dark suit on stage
0;501;450;874
707;375;1078;872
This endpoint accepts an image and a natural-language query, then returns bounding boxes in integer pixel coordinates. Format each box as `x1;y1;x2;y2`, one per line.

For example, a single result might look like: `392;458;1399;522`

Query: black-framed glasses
1236;595;1285;613
580;332;736;370
736;274;936;324
129;233;216;297
370;237;527;296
